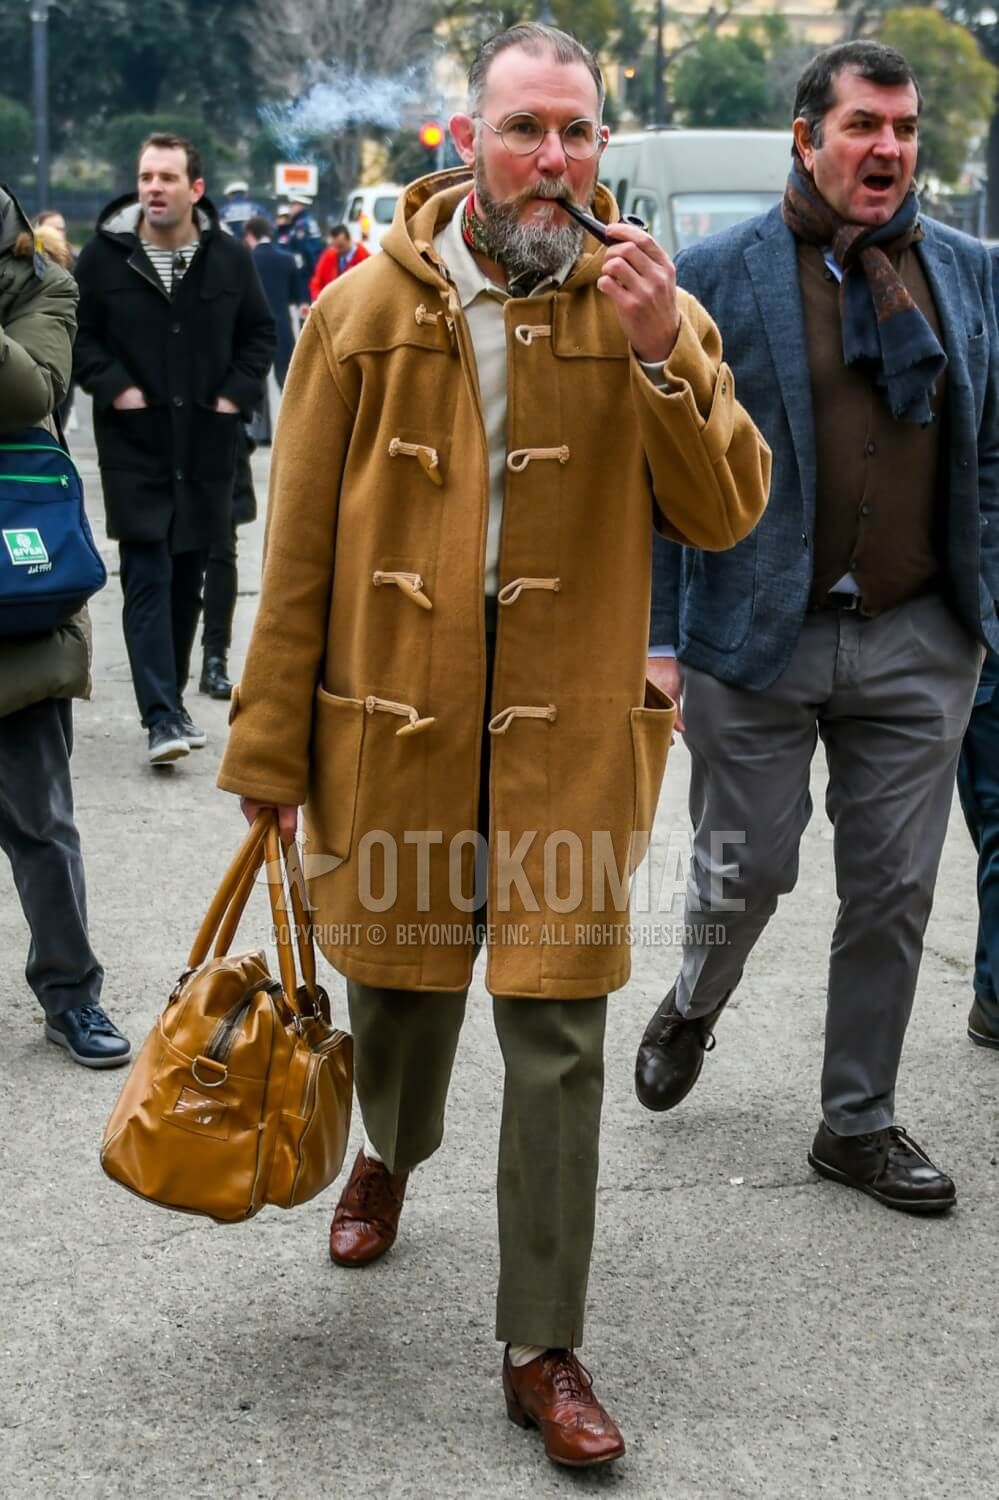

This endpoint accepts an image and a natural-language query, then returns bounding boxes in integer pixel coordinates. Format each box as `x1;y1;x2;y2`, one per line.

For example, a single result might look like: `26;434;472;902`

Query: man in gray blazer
636;40;998;1214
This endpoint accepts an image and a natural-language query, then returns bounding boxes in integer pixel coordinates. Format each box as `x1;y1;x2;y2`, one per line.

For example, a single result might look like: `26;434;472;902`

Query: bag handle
187;812;270;969
282;835;318;997
186;809;321;1014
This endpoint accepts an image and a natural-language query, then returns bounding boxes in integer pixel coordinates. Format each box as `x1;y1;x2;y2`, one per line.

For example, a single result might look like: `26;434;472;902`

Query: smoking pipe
555;198;647;245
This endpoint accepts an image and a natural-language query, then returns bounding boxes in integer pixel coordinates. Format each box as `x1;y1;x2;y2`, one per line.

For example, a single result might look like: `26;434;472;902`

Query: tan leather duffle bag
101;812;353;1222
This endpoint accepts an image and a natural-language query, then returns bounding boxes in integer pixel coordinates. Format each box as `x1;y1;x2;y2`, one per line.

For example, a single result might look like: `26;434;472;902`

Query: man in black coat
74;132;275;764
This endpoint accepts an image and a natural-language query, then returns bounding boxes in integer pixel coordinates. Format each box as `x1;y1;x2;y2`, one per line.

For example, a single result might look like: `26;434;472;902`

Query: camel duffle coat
218;171;771;999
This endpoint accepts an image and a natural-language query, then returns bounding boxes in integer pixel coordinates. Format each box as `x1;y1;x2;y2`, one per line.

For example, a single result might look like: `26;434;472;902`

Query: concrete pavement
1;401;996;1499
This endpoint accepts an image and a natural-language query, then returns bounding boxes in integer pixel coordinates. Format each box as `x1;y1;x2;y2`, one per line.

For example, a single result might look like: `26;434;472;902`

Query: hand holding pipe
556;199;648;245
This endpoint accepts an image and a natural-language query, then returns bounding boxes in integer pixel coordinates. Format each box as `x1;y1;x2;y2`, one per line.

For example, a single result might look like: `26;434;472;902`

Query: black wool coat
73;195;275;552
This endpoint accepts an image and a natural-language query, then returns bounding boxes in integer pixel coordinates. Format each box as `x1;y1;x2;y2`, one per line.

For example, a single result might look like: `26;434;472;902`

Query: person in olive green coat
0;185;130;1067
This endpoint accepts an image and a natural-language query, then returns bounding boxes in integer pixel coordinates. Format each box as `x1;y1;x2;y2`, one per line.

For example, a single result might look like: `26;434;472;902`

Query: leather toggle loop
497;577;561;605
487;704;558;735
365;695;436;737
372;570;433;610
506;445;570;473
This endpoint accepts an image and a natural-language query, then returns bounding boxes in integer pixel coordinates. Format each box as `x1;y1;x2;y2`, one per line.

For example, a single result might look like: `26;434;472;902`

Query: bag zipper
298;1029;346;1113
204;978;282;1064
2;473;69;486
0;442;74;461
0;442;81;485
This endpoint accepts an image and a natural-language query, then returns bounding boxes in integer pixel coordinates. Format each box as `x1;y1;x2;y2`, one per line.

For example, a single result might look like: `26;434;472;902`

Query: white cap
276;203;291;216
224;179;249;196
288;192;314;206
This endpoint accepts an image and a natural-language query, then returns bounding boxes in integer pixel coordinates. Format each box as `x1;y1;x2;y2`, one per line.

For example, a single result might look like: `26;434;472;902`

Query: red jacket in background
310;242;370;300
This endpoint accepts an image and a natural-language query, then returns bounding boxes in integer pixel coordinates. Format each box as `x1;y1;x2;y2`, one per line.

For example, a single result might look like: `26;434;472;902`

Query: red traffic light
419;121;444;149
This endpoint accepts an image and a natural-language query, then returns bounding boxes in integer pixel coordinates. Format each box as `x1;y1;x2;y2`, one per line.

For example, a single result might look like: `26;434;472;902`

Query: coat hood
0;184;33;256
1;182;72;274
96;191;220;244
380;168;620;293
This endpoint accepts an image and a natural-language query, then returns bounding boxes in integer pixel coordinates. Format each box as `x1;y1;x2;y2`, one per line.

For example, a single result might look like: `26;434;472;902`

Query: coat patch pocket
628;679;676;872
190;405;240;481
306;687;366;860
101;405;171;472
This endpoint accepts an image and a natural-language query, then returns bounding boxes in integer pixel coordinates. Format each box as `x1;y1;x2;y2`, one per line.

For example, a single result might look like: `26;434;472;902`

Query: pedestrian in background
243;215;299;388
0;183;130;1067
959;644;999;1049
218;180;265;241
277;192;323;304
638;42;997;1213
36;210;79;431
198;425;258;702
309;223;369;301
957;252;999;1053
73;133;274;765
201;218;294;700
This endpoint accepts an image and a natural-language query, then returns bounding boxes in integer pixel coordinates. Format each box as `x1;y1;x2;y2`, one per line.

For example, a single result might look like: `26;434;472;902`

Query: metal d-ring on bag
100;811;353;1223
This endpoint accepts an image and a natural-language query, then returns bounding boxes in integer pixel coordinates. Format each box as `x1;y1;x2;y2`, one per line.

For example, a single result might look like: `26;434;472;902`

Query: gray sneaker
148;718;190;764
178;705;207;749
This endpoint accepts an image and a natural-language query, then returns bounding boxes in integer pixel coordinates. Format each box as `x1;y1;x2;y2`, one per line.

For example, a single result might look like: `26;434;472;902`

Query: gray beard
473;167;585;285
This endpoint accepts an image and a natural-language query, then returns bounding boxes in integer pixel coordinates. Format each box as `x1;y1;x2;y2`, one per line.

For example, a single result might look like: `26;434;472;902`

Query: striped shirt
142;237;200;295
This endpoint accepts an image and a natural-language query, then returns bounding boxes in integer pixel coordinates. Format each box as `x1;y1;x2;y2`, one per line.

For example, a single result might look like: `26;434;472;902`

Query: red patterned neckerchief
459;191;547;298
461;191;493;260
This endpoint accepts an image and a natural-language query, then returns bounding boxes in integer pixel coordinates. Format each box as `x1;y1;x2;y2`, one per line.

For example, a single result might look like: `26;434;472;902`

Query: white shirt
433;200;573;596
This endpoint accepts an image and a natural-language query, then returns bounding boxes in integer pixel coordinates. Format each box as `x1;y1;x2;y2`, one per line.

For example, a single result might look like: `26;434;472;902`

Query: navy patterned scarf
782;157;946;425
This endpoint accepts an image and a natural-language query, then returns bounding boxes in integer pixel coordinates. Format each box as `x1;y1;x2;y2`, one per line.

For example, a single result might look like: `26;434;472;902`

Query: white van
343;183;402;251
599;129;793;256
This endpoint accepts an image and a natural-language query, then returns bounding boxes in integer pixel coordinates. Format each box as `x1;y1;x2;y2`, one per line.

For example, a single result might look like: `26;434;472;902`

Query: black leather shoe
45;1004;132;1069
199;656;233;700
808;1121;956;1214
968;995;999;1050
635;984;727;1112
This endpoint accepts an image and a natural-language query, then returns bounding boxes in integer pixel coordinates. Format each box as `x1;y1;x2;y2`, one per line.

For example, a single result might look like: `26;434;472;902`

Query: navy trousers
957;649;999;1020
119;541;206;727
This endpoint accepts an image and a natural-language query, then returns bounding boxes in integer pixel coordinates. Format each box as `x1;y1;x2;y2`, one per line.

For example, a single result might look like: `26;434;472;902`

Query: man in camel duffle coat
218;22;770;1467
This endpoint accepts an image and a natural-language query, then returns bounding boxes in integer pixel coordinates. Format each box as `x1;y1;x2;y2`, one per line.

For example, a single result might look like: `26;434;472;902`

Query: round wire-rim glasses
477;112;608;160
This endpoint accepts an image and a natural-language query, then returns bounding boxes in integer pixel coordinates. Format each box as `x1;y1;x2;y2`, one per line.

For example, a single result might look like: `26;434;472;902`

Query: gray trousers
0;697;103;1017
676;594;982;1134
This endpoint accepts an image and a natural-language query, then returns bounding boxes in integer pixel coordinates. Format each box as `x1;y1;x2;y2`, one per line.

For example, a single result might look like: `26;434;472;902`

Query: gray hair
467;22;605;118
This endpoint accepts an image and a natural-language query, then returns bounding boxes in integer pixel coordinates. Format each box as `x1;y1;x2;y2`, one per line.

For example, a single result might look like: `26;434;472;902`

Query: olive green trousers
346;980;607;1348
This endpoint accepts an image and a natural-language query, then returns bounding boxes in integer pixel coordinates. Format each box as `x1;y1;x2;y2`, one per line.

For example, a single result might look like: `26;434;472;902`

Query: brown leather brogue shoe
502;1348;625;1468
329;1149;409;1266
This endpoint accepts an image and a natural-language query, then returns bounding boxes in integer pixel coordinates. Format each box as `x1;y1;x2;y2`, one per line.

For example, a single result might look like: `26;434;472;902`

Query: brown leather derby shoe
502;1348;625;1468
329;1149;409;1266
